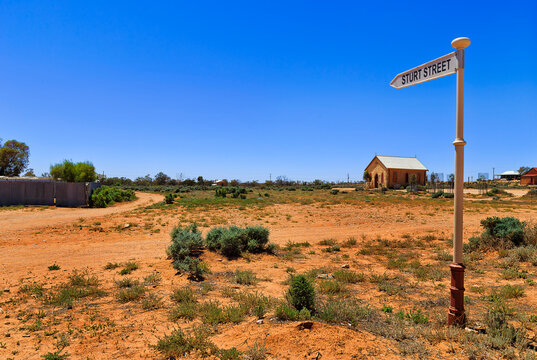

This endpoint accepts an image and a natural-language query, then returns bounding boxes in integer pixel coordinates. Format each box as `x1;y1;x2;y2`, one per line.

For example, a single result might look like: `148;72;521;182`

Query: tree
50;160;97;182
154;172;171;185
363;170;371;182
135;174;153;186
0;139;30;176
518;167;531;176
197;176;204;184
23;168;35;177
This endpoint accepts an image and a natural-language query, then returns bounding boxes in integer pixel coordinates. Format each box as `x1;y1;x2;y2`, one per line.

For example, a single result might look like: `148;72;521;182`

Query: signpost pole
448;37;470;326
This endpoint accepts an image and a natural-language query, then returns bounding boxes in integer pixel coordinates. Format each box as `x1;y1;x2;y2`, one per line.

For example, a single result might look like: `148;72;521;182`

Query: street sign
390;37;470;326
390;51;459;89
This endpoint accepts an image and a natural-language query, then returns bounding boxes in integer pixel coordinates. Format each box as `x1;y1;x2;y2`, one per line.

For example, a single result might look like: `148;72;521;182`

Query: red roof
522;168;537;177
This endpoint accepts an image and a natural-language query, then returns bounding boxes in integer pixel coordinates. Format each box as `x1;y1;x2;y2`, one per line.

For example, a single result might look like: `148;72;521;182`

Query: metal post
448;37;470;326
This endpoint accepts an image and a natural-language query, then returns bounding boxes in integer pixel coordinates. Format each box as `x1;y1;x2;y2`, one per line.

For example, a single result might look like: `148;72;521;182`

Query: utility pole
492;168;495;180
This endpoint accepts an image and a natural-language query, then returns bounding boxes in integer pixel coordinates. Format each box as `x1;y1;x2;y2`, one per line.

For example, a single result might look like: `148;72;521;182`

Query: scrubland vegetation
2;186;537;359
90;186;136;208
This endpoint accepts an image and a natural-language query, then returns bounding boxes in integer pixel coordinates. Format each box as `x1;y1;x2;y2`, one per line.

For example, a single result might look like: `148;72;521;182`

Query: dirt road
0;192;162;233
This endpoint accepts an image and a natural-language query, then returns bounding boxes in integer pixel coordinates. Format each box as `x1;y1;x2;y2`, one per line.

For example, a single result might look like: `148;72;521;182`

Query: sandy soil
0;192;162;234
0;190;536;359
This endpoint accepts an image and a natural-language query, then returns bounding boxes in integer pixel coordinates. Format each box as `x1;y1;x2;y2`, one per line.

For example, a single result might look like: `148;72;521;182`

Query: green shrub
244;226;270;253
167;224;207;280
171;287;197;303
42;352;70;360
45;271;105;308
431;190;444;198
205;227;226;251
142;293;163;310
342;237;357;247
215;188;227;198
169;302;198;321
219;226;247;258
486;188;511;197
119;262;138;275
288;275;315;312
404;309;429;324
154;327;216;358
217;348;242;360
165;193;174;204
330;189;339;195
275;302;299;321
464;217;526;252
484;302;526;347
117;283;145;303
204;225;272;258
90;186;136;208
233;270;257;285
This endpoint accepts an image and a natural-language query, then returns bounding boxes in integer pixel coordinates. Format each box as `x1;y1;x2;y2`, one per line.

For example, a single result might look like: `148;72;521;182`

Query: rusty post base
448;263;466;326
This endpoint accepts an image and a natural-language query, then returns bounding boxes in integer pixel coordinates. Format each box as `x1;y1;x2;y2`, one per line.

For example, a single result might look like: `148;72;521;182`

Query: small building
521;168;537;185
365;155;428;189
497;171;520;181
213;179;228;187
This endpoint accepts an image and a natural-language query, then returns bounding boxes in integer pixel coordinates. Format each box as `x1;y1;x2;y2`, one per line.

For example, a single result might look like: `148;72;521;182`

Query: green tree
363;170;371;182
518;167;531;176
0;139;30;176
50;160;96;182
154;172;171;185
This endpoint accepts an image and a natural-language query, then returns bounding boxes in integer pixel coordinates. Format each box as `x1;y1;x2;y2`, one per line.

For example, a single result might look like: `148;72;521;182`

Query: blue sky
1;1;536;182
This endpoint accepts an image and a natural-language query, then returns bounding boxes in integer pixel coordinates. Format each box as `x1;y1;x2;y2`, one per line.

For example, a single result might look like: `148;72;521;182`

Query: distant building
497;171;520;181
521;168;537;185
213;179;228;187
364;156;428;189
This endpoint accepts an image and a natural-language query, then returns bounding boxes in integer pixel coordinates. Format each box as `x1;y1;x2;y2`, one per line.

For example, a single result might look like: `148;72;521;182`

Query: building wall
387;169;427;188
521;169;537;185
365;159;388;188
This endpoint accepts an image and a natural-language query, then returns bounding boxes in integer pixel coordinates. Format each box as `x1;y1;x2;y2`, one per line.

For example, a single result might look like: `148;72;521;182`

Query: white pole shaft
453;50;466;264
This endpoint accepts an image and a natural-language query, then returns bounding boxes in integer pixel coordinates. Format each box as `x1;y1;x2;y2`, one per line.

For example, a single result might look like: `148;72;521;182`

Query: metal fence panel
55;182;88;207
0;179;95;207
24;181;55;205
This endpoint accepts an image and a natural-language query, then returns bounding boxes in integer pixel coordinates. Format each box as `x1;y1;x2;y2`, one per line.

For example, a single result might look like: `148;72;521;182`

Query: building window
381;173;384;184
393;173;397;182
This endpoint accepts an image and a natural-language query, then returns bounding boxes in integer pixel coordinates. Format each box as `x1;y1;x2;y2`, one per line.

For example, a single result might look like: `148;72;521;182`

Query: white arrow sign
390;51;460;89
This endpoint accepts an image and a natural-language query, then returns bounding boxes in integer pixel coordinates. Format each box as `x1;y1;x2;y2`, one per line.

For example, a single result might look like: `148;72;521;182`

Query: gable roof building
497;170;520;180
365;155;428;189
521;168;537;185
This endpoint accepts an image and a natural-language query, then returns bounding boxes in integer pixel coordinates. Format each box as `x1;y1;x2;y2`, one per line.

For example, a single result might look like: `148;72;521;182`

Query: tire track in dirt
0;192;163;234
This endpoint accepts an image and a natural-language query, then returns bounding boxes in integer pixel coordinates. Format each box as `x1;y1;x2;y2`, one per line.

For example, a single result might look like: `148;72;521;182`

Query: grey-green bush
167;224;206;279
204;225;272;258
